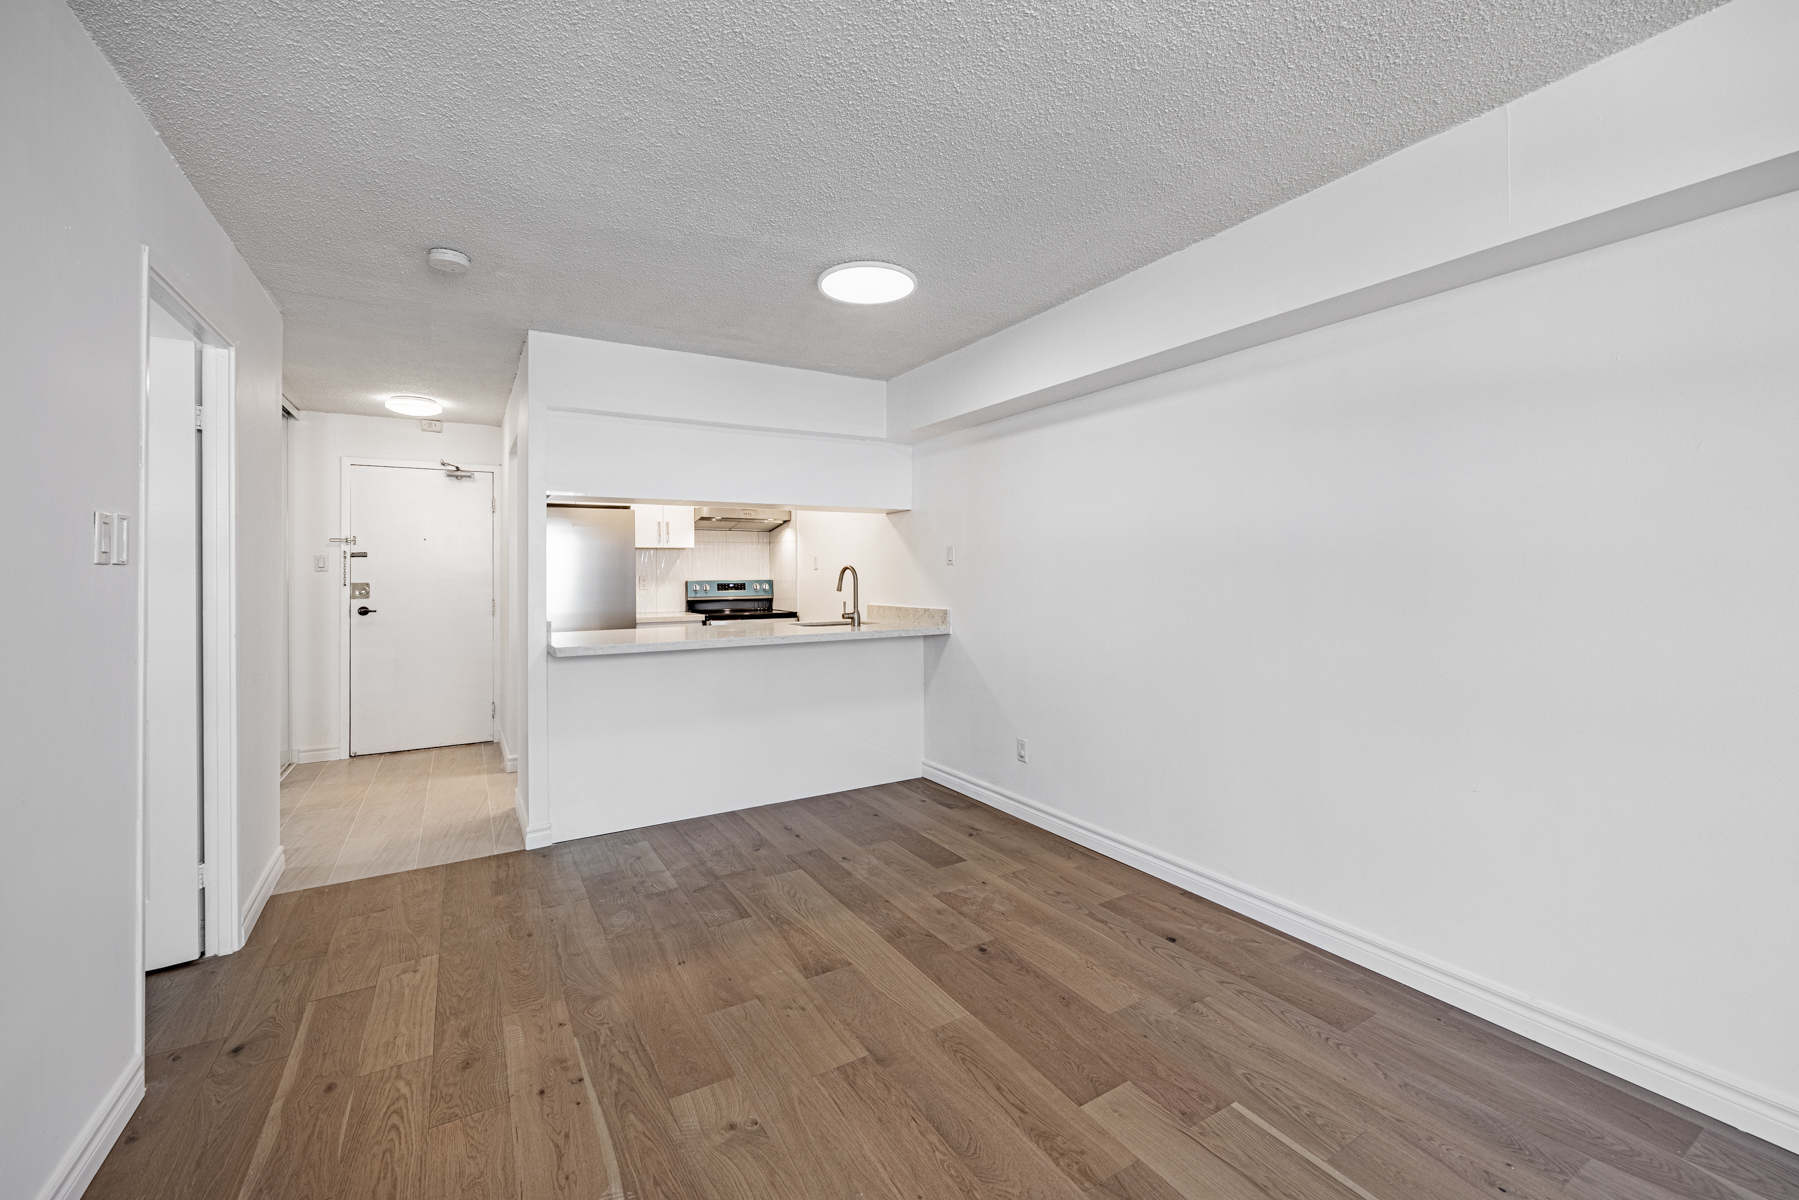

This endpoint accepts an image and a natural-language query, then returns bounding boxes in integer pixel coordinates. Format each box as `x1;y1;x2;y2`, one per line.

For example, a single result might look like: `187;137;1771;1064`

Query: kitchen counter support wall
507;330;918;848
547;637;926;840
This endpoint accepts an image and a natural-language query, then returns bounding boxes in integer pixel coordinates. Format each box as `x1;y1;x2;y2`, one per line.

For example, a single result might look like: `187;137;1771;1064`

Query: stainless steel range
686;579;798;625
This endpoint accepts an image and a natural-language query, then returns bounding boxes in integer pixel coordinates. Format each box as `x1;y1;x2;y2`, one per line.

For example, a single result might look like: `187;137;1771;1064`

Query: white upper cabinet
633;504;659;548
633;504;695;548
663;505;695;548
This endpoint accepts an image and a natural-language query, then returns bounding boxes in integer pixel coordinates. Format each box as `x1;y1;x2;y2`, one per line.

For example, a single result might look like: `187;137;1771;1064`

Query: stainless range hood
693;507;791;532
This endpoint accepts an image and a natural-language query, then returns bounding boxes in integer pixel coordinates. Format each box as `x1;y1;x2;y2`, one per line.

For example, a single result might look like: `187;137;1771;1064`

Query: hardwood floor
276;742;524;891
94;777;1799;1200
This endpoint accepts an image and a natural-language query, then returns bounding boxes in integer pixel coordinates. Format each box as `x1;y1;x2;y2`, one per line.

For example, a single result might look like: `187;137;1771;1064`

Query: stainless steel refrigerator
546;504;636;631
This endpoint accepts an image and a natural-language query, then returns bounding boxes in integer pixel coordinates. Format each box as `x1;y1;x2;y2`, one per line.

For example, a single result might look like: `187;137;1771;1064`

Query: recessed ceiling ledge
890;149;1799;444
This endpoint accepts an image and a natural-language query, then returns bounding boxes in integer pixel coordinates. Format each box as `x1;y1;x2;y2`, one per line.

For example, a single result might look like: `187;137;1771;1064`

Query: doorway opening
142;274;235;970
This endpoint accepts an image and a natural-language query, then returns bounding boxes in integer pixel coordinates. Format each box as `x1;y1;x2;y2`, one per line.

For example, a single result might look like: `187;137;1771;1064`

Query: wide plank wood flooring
93;777;1799;1200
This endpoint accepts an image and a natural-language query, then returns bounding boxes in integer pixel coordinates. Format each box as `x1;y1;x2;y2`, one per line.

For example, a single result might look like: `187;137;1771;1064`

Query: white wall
544;409;911;513
531;330;886;436
286;412;502;760
505;351;549;842
0;1;285;1197
771;520;799;615
792;510;937;623
887;0;1799;441
909;188;1799;1149
548;638;925;841
515;331;918;842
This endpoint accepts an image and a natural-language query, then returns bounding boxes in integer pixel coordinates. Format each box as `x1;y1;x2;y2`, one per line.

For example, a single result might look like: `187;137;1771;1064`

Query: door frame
140;262;242;963
336;457;500;758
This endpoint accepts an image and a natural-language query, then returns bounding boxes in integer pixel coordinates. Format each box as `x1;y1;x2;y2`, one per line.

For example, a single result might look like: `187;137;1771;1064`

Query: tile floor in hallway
276;742;524;891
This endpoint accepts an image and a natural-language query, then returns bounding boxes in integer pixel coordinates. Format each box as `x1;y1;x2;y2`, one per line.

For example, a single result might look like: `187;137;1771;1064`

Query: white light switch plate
92;510;112;564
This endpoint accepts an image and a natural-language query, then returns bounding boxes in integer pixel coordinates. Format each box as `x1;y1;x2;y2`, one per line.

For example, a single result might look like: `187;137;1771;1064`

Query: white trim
291;745;344;764
141;268;244;959
518;785;553;849
132;250;150;1067
34;1056;144;1200
920;759;1799;1154
498;728;518;773
336;457;499;760
201;336;240;954
240;845;285;943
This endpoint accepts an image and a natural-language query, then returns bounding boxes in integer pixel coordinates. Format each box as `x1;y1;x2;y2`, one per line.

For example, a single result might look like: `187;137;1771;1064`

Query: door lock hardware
356;606;377;615
350;583;370;599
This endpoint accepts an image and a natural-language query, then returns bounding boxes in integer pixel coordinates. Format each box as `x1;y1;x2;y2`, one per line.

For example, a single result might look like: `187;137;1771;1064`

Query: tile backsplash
636;530;773;614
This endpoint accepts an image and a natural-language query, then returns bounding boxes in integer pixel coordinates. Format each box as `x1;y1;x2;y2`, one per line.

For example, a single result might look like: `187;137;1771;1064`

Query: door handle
356;606;376;615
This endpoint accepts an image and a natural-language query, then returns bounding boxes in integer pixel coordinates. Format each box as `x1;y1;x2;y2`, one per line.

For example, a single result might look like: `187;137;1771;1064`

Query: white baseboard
920;759;1799;1154
35;1055;143;1200
517;785;552;849
291;745;343;764
499;729;518;773
240;845;285;945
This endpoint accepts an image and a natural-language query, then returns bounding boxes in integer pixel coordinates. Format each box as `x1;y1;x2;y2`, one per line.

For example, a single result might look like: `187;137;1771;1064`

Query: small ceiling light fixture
385;394;444;416
427;247;471;274
818;261;916;304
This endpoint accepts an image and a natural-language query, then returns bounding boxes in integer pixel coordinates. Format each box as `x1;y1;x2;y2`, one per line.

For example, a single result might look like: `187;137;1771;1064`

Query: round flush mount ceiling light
818;261;916;304
385;394;444;417
426;247;471;274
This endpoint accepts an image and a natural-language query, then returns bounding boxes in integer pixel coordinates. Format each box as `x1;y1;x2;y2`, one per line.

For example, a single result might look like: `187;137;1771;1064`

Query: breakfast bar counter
549;605;949;657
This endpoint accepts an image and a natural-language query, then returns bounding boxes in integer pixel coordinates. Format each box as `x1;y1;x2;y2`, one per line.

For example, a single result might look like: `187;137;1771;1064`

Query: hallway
277;742;523;891
91;778;1799;1200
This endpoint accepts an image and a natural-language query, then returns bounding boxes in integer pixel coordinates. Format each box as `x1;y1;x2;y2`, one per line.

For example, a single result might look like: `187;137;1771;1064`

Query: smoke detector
427;247;471;274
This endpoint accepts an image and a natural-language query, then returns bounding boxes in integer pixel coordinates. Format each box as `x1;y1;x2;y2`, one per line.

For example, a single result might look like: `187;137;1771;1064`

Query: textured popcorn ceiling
72;0;1720;425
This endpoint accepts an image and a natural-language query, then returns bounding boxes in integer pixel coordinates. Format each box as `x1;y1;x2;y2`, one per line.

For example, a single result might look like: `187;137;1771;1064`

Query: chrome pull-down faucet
836;564;861;628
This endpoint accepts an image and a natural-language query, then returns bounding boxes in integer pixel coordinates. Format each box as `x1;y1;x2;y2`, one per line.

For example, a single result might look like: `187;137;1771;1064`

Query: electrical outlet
1016;738;1028;763
638;574;648;591
946;544;955;566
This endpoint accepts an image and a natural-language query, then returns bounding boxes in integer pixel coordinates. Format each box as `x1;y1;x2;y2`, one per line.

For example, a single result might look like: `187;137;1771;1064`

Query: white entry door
348;463;494;755
144;308;204;970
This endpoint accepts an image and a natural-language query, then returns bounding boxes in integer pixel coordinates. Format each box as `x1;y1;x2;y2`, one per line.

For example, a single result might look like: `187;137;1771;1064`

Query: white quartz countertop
550;618;949;657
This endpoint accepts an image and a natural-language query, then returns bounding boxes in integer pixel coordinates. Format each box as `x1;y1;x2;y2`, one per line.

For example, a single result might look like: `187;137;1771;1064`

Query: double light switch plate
93;510;129;565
